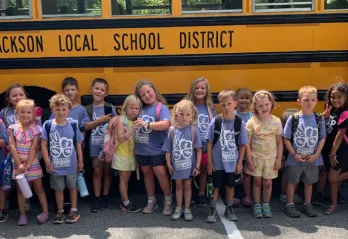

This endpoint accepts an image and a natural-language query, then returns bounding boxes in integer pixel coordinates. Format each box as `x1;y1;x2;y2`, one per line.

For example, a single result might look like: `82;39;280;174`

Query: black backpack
213;114;242;148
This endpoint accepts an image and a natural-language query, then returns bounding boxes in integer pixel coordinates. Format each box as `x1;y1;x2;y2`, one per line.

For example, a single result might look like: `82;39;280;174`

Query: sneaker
284;204;301;218
142;199;158;214
18;214;28;226
100;196;109;210
279;194;287;204
312;192;324;206
303;204;317;217
66;211;80;223
224;206;238;221
36;212;49;224
206;207;218;223
120;202;141;213
184;208;193;221
91;198;101;213
0;210;9;223
197;195;206;207
242;196;252;208
337;191;346;204
232;198;241;208
162;200;173;216
24;202;31;213
293;194;304;204
171;207;182;221
262;204;272;218
253;204;263;218
53;213;65;224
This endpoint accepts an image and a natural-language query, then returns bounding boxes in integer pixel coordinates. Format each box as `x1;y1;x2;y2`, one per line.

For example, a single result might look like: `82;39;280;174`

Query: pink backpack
100;116;122;163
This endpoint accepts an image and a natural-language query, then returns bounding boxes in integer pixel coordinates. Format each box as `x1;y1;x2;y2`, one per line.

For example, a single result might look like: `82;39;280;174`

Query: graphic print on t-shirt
220;128;236;162
6;114;16;126
50;131;73;167
294;123;318;156
91;112;104;145
66;117;79;125
172;135;193;170
326;115;336;134
198;113;209;138
135;114;154;143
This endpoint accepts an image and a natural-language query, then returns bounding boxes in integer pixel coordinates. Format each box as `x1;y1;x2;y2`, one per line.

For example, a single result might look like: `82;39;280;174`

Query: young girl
8;99;49;225
112;95;142;213
162;100;202;221
244;90;283;218
322;82;348;215
233;88;253;208
185;77;216;207
0;118;9;222
134;80;173;215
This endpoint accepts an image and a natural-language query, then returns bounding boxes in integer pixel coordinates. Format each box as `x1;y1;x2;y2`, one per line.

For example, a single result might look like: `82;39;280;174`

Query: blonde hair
16;99;35;112
280;108;299;127
171;99;198;127
185;77;214;109
135;80;167;105
298;85;317;99
122;95;142;120
49;93;72;109
252;90;276;115
217;89;237;103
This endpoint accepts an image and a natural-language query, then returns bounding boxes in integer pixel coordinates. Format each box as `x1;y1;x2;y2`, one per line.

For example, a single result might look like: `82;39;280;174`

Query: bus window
41;0;101;16
182;0;242;13
112;0;171;15
253;0;314;12
325;0;348;10
0;0;31;18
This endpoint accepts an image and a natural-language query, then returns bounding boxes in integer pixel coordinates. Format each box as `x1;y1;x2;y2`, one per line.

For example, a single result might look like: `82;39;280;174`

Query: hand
193;168;200;177
329;155;339;167
293;153;306;163
323;103;332;119
99;114;112;123
207;163;214;175
306;154;318;164
247;160;256;172
236;163;243;174
167;164;174;175
46;164;54;173
274;160;282;170
135;118;147;128
128;126;136;134
78;161;84;172
19;164;26;174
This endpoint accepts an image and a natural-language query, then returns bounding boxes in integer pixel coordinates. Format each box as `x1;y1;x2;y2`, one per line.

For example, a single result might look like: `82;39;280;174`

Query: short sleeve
31;124;42;137
282;115;293;140
246;118;254;136
205;118;215;141
40;122;48;140
319;116;327;139
80;108;90;129
160;105;171;122
338;111;348;129
194;127;202;148
75;126;84;143
238;122;248;145
111;106;117;117
0;109;4;121
0;121;9;144
162;133;172;153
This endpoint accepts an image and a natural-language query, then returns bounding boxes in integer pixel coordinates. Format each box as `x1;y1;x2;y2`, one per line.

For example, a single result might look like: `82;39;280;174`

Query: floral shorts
244;157;278;179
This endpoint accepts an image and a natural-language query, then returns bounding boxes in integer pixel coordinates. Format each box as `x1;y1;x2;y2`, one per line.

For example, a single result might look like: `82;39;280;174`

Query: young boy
283;86;326;218
41;94;84;224
205;90;248;223
83;78;116;213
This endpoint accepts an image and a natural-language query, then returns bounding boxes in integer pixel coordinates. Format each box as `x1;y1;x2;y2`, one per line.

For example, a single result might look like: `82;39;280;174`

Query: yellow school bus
0;0;347;117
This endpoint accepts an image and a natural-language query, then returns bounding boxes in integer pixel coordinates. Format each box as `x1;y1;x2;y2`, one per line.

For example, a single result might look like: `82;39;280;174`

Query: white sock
123;200;130;206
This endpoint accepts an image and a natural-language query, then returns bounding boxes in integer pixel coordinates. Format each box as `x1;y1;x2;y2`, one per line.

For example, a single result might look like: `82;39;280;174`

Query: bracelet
329;154;337;158
195;167;200;171
292;152;297;157
148;122;153;131
124;133;129;140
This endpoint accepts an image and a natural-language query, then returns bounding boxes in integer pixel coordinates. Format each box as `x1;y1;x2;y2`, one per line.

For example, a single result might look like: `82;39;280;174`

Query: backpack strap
104;102;113;116
191;125;196;146
234;115;242;149
290;113;299;143
207;107;213;121
86;104;93;121
314;113;323;134
213;115;222;146
3;107;9;128
44;120;53;154
156;102;162;121
70;121;78;149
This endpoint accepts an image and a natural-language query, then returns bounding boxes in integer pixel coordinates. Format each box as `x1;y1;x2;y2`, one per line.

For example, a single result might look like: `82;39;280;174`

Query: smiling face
17;105;33;125
91;82;107;103
8;87;27;107
330;89;347;110
194;80;207;102
138;85;157;106
237;95;252;110
255;97;272;117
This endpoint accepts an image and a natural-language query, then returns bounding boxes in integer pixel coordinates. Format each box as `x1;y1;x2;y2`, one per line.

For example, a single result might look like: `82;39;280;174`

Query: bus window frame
41;0;102;18
0;0;33;19
252;0;315;13
110;0;173;16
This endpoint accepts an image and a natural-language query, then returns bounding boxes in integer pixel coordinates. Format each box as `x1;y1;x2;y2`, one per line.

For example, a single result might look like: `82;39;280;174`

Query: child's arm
41;139;54;173
329;128;346;167
76;142;84;172
9;129;25;173
136;119;170;132
165;152;173;175
194;147;202;176
246;136;255;172
26;135;40;169
84;115;112;131
206;140;214;175
116;118;135;143
283;138;306;163
236;144;245;174
0;140;5;147
274;135;283;170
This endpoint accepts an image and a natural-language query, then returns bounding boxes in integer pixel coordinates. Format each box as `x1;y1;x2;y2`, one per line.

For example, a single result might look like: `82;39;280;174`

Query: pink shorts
201;154;208;165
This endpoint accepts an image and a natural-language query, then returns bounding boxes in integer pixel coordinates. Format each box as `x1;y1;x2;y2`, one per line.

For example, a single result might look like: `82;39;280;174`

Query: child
233;88;253;208
205;90;248;223
0;117;9;222
84;78;116;213
162;100;202;221
8;99;49;225
41;94;84;224
185;77;216;207
112;95;142;213
279;108;303;205
322;82;348;215
283;86;326;218
134;80;173;215
244;90;283;218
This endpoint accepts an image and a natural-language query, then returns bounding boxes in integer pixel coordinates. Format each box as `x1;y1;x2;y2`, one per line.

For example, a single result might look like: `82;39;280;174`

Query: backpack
213;114;242;148
44;120;78;154
86;102;113;122
169;125;196;149
290;113;323;143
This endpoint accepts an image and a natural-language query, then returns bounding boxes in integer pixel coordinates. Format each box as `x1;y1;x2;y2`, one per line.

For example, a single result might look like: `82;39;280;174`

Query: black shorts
136;154;166;167
213;170;238;188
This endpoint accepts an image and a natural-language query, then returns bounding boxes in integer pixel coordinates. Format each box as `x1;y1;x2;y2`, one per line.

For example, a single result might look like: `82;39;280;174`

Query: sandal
323;205;337;215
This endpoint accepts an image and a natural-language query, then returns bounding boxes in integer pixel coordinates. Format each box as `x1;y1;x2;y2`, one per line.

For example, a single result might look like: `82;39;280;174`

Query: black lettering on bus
75;34;82;51
1;36;9;53
207;31;214;48
220;31;227;48
200;31;206;49
157;33;163;50
179;32;186;49
90;35;97;51
58;35;65;51
121;34;128;50
113;33;121;51
139;33;146;50
130;33;137;50
10;36;18;52
192;31;199;49
148;33;155;50
18;36;26;53
66;35;73;52
228;30;234;47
